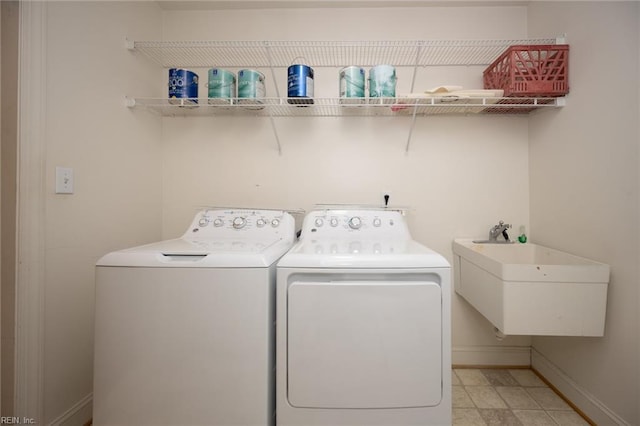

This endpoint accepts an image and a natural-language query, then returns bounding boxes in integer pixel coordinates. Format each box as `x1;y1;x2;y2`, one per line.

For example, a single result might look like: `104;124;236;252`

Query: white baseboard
47;393;92;426
532;349;630;426
452;345;531;367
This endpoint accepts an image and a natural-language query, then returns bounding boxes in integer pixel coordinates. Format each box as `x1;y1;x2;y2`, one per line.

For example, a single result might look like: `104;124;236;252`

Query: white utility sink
453;239;610;337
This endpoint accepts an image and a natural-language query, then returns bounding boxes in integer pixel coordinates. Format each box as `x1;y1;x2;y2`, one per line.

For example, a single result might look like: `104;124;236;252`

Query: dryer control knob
213;219;224;227
314;218;324;227
330;218;339;227
198;217;210;227
271;219;280;228
256;218;266;227
348;216;362;230
232;217;246;229
373;218;382;227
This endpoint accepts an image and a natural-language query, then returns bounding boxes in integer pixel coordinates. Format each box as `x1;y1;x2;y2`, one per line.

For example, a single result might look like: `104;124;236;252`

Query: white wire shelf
126;37;567;154
128;38;561;68
127;96;564;117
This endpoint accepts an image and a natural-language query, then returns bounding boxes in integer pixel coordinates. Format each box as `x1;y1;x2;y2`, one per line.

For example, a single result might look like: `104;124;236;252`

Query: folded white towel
390;89;505;112
395;89;504;101
424;85;464;94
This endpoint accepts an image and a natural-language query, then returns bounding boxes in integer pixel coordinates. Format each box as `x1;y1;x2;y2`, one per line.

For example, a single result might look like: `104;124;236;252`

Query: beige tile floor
453;368;591;426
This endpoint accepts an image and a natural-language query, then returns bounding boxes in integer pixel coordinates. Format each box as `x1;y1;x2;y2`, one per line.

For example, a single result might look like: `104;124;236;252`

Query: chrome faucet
489;220;512;242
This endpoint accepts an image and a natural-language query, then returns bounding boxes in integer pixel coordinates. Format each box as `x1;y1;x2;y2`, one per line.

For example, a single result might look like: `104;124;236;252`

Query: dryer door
287;280;442;409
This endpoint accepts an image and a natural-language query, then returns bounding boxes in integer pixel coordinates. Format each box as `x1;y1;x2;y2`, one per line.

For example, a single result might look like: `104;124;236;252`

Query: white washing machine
276;208;451;426
94;208;296;426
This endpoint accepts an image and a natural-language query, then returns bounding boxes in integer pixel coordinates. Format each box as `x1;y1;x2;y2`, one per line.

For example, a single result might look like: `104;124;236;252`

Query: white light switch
55;167;74;194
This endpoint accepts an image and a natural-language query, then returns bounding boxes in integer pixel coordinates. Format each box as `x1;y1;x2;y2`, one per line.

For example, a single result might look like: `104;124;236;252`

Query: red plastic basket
483;44;569;97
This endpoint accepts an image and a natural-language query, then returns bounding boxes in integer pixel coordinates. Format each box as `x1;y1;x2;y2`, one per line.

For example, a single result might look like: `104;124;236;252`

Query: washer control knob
213;219;224;227
271;219;280;228
232;217;246;229
348;216;362;230
256;218;266;228
373;218;382;227
330;218;339;227
314;218;324;227
198;217;210;227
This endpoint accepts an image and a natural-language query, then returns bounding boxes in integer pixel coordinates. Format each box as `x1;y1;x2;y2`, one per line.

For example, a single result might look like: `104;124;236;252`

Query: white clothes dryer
94;208;295;426
276;208;451;426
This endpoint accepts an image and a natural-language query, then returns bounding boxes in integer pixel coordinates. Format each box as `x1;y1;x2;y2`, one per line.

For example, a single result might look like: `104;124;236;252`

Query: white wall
44;2;163;423
159;5;536;364
528;2;639;425
36;2;640;425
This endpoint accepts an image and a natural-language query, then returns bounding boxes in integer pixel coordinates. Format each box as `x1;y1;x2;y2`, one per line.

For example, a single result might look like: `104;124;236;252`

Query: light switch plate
55;167;74;194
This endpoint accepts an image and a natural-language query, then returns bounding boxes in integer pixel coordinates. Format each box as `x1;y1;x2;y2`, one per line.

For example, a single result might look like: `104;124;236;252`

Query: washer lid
277;239;449;269
97;237;293;268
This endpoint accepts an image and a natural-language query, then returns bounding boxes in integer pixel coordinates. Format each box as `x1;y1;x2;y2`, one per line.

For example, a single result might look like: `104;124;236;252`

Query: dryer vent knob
348;217;362;230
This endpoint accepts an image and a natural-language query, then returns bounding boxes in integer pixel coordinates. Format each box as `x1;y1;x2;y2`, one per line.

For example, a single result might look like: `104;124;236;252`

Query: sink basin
471;240;514;244
453;239;610;336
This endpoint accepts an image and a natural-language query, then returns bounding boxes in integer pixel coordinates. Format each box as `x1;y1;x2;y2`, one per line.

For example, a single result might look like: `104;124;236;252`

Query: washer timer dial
232;217;247;229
